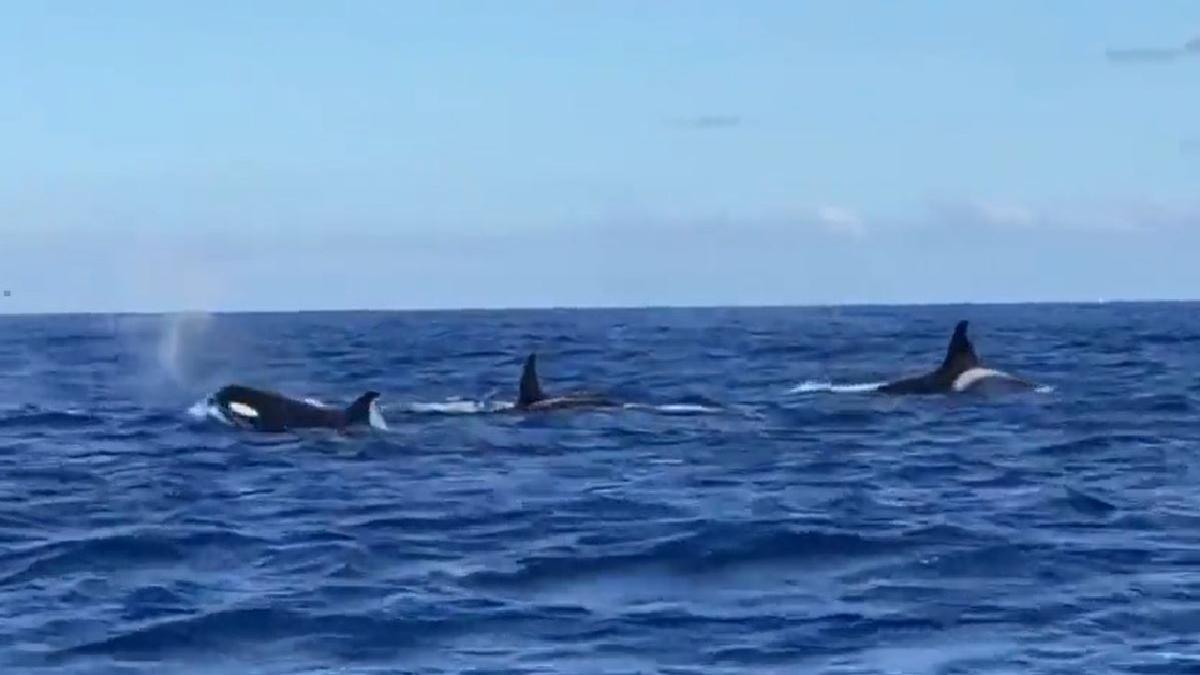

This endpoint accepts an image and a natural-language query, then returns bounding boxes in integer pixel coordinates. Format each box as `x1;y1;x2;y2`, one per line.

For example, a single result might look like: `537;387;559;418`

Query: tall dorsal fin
940;320;980;373
518;353;545;406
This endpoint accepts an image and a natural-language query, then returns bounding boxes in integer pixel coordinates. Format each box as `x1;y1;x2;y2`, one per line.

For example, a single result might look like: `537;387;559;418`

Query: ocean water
1;303;1199;674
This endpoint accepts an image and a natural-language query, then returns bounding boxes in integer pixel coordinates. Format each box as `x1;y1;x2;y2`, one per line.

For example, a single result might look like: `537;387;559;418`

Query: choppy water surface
2;304;1199;674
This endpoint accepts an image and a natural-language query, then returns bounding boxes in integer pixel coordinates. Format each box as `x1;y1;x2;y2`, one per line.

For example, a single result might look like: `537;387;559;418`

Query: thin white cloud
814;205;866;238
929;197;1200;233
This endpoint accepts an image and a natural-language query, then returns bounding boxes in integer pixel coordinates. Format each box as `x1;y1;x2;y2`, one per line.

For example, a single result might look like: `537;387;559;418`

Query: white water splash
188;397;232;426
396;399;515;414
791;379;1055;395
391;399;726;415
367;400;389;430
621;403;723;415
789;380;885;394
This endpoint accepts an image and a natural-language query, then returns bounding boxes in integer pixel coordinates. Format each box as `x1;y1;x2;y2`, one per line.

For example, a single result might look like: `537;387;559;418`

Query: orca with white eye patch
210;384;382;432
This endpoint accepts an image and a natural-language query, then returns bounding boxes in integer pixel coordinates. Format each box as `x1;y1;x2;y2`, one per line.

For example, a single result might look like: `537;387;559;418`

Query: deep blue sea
2;303;1199;674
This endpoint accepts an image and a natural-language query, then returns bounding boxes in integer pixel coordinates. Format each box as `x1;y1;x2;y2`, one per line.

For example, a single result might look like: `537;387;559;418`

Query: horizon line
1;296;1196;318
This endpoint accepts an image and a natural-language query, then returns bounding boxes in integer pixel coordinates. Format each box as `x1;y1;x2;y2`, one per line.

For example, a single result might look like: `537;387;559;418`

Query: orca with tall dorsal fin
513;353;619;411
876;320;1036;395
210;384;383;432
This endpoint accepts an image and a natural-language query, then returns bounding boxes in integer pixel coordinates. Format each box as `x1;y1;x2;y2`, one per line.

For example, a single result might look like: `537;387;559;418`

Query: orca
513;353;619;411
876;320;1035;395
210;384;382;432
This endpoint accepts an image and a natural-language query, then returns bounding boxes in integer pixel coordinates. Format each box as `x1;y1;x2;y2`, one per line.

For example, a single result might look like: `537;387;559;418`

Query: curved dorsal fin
518;353;546;406
940;320;980;373
345;391;381;426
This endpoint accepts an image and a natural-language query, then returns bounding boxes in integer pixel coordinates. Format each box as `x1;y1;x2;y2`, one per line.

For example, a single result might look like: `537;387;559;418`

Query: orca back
877;320;984;395
513;353;618;411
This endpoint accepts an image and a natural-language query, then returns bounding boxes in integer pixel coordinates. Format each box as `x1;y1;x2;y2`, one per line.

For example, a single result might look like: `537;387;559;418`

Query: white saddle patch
952;367;1014;392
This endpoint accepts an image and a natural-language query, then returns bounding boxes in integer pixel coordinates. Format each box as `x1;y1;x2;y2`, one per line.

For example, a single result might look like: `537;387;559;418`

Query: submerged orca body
210;384;381;432
876;321;1035;395
514;353;619;411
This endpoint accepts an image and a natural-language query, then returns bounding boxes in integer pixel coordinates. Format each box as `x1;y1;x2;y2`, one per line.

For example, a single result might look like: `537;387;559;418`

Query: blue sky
2;1;1198;312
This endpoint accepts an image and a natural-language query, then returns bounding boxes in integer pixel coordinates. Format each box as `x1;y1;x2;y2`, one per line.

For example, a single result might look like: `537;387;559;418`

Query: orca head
210;384;273;428
213;385;262;415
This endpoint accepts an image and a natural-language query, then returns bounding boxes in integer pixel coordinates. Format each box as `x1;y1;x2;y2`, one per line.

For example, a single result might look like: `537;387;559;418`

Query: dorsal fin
344;391;381;426
939;320;980;374
518;353;545;406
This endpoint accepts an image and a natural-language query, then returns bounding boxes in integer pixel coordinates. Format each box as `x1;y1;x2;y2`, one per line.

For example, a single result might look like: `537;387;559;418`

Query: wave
0;529;266;588
789;380;1055;395
391;399;515;415
382;399;725;416
789;380;885;394
54;602;591;662
622;402;725;415
1063;487;1118;516
0;408;107;429
464;522;910;589
55;607;411;660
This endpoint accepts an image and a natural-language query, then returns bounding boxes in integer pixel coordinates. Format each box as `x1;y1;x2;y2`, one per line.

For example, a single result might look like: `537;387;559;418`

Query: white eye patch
228;401;260;418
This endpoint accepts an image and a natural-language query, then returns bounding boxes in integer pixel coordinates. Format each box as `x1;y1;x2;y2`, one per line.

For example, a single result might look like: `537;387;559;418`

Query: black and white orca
876;320;1036;395
513;353;619;411
210;384;382;432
